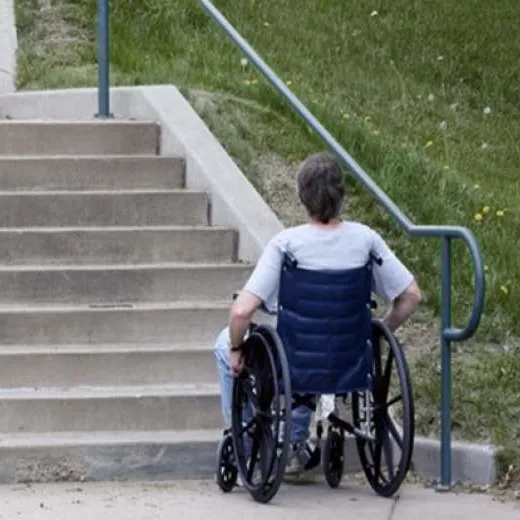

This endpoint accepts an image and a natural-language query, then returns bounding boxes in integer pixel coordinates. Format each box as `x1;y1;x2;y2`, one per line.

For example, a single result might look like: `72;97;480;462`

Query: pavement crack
387;494;400;520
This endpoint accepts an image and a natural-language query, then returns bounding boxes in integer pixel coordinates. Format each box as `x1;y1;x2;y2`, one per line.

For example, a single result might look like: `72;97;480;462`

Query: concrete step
0;302;230;344
0;226;238;265
0;344;219;387
0;121;160;155
0;429;224;483
0;430;364;484
0;156;185;191
0;263;251;304
0;190;209;227
0;384;222;433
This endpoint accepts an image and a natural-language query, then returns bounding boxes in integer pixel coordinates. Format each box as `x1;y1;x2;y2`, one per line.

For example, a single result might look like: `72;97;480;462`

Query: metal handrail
196;0;485;489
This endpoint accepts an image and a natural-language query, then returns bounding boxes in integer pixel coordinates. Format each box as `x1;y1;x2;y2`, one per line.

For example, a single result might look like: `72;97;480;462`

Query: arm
228;290;263;350
227;235;284;373
383;280;422;332
370;229;422;331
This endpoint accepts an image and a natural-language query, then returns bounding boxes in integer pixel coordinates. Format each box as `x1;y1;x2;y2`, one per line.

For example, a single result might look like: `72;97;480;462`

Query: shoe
284;444;304;476
285;440;322;476
303;443;322;471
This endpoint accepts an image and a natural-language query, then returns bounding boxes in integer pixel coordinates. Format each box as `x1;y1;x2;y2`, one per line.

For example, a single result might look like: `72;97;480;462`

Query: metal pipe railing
196;0;485;489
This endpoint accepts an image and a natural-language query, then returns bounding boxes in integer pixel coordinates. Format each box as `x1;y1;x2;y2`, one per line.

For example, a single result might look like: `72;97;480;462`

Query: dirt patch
15;455;87;483
254;153;307;227
18;0;89;46
15;0;92;88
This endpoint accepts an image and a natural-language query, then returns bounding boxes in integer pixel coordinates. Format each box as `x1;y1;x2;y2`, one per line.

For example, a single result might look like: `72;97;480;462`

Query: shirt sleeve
370;229;415;302
242;233;285;312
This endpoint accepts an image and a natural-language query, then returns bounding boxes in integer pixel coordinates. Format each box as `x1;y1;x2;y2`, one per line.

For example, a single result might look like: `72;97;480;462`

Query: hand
229;349;244;377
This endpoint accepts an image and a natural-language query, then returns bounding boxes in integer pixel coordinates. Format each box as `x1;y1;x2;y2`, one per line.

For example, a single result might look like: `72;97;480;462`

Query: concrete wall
0;86;284;262
0;0;17;95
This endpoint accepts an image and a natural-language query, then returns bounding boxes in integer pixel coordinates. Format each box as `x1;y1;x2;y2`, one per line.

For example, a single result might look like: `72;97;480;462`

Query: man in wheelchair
214;152;421;498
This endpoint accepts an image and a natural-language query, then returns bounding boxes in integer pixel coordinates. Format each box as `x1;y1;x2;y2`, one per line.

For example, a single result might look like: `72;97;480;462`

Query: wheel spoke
255;409;275;421
367;438;376;461
381;426;395;481
239;418;256;436
365;440;388;484
384;413;404;451
373;339;383;396
372;435;383;481
381;348;394;405
242;378;260;409
247;431;261;482
386;395;402;408
259;423;275;482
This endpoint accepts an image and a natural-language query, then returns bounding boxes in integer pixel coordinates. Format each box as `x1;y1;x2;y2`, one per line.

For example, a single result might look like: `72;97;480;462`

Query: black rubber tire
216;434;238;493
352;319;415;497
231;324;292;504
323;430;344;488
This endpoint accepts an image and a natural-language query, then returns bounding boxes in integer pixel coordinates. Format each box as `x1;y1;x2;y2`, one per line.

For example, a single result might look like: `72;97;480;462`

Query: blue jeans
214;326;312;444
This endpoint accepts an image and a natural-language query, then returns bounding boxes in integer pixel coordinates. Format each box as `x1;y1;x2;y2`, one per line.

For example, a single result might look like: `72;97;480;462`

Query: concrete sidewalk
0;480;517;520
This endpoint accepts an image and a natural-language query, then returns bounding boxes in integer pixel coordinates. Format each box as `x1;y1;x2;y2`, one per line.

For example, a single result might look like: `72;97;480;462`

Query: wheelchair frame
216;317;415;503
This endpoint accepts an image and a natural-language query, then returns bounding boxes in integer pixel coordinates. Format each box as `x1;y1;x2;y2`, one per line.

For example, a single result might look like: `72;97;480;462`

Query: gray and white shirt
243;221;414;313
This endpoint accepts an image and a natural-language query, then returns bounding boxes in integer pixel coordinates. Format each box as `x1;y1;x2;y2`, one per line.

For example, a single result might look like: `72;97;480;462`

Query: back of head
296;152;346;224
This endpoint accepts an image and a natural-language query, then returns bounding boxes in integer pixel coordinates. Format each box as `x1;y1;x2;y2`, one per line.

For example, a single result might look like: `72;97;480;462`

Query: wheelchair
216;253;415;503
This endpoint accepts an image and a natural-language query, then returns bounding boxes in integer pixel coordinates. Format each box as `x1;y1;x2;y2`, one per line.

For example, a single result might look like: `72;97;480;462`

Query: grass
13;0;520;482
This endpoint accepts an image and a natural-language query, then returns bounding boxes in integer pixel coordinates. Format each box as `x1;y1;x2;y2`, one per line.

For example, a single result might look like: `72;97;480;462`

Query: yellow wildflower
474;213;483;222
342;113;350;120
425;140;434;148
496;210;505;217
500;285;509;295
286;80;292;86
482;206;490;214
373;130;380;136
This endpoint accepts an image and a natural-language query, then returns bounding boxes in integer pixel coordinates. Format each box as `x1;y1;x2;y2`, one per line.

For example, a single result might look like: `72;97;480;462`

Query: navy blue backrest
276;253;374;395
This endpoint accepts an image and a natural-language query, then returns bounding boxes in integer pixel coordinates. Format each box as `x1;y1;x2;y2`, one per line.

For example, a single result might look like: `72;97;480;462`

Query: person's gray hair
296;152;346;223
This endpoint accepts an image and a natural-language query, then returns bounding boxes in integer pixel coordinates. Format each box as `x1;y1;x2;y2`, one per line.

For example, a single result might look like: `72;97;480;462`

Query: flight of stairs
0;119;252;482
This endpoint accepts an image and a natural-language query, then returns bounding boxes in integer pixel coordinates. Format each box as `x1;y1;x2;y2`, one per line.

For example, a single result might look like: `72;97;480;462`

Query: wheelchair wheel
323;429;344;488
230;324;292;504
352;319;415;497
216;432;237;492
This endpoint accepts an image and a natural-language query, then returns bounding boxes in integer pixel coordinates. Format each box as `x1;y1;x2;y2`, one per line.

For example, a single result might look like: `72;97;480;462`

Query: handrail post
96;0;111;118
438;236;452;490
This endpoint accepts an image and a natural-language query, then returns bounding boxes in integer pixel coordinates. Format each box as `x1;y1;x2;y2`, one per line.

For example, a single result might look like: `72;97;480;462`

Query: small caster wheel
216;434;238;492
323;430;344;488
